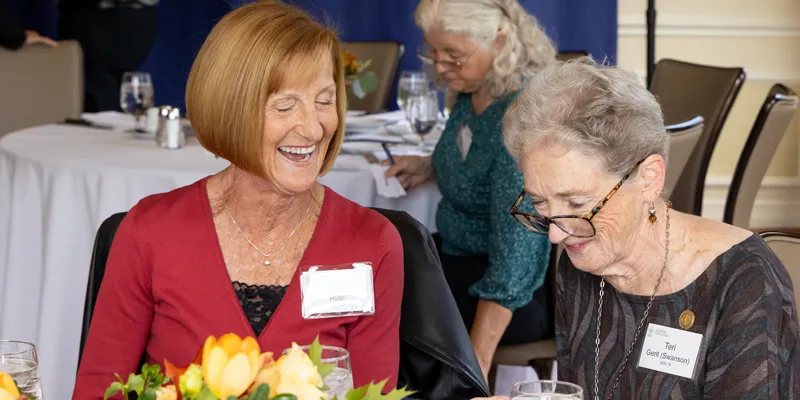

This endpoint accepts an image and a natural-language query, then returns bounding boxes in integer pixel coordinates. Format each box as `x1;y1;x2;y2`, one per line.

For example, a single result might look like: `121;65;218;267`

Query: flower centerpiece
96;335;413;400
342;50;378;100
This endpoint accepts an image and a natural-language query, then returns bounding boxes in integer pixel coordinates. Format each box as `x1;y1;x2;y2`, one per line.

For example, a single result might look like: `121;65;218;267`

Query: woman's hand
24;30;57;47
383;155;434;190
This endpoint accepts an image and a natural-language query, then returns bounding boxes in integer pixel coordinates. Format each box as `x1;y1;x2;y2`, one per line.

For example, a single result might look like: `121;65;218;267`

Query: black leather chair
79;209;491;399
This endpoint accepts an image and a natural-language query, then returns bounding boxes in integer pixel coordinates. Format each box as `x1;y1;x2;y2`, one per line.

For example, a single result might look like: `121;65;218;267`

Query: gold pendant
679;309;695;330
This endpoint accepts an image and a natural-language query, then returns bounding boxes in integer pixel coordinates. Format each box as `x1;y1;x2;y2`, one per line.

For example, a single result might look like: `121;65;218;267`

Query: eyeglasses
417;42;479;71
509;159;647;238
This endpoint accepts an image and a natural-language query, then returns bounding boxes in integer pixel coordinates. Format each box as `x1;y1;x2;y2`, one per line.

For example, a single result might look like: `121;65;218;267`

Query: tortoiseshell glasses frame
509;158;647;238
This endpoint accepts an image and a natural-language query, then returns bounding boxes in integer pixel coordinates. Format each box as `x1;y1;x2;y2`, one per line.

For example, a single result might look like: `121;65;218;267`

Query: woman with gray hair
384;0;556;378
478;58;799;399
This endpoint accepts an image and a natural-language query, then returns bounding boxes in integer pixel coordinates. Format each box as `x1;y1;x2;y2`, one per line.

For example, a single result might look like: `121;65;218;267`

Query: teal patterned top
432;92;551;311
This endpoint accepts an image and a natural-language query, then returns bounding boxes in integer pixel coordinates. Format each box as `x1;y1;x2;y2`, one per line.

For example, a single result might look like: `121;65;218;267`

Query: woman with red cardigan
73;2;404;398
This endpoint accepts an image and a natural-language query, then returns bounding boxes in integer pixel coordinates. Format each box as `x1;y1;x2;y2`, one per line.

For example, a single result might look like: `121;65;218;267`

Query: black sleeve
0;8;27;51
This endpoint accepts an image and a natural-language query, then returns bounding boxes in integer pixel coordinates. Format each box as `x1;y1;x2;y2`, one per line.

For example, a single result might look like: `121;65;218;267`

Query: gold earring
648;202;657;224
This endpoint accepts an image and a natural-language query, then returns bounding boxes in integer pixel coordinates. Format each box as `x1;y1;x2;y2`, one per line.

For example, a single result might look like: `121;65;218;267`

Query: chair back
342;41;403;113
663;117;704;199
556;51;590;62
760;232;800;307
649;59;746;215
0;40;83;136
372;208;491;399
724;85;798;228
78;212;127;368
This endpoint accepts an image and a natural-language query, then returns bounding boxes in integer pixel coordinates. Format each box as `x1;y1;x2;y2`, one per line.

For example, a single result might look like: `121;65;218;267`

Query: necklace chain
593;206;670;400
224;200;312;266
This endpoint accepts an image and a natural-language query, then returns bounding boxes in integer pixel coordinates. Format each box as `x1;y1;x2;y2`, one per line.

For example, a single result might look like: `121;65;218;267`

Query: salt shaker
156;106;185;149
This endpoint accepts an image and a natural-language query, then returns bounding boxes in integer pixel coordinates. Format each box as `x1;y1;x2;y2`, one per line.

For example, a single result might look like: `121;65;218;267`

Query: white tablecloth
0;122;440;397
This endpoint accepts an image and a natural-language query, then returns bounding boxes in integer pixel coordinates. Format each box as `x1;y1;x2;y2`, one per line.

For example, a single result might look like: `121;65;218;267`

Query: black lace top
232;281;288;337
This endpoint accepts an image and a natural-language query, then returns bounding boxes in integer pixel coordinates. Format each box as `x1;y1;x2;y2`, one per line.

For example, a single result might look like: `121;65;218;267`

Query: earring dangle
648;202;658;224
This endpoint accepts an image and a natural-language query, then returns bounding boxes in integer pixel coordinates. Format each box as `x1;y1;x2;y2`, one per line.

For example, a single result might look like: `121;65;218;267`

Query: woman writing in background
386;0;556;378
75;2;403;398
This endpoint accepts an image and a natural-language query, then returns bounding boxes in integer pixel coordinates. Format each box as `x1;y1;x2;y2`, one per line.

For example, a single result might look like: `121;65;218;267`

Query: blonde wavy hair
415;0;557;99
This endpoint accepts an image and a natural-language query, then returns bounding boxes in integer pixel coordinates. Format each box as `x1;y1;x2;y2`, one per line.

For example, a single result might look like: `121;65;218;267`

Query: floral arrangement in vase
342;50;378;100
94;334;413;400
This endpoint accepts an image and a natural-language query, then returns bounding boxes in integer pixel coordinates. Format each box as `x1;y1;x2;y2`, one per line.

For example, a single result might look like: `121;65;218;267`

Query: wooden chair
663;117;704;199
341;41;404;113
649;59;746;215
724;85;798;228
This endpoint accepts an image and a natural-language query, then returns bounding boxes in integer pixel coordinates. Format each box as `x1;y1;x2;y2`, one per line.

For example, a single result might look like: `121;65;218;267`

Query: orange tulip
201;333;262;398
0;372;20;400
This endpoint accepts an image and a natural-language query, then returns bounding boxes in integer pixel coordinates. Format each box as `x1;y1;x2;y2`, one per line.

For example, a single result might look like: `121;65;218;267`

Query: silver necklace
224;200;312;266
593;206;670;400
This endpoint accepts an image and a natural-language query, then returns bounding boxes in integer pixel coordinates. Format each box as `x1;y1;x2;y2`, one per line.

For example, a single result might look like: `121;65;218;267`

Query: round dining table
0;119;441;397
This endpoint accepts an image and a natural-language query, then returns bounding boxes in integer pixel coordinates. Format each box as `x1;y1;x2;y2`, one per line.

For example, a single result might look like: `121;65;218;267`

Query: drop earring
648;202;657;224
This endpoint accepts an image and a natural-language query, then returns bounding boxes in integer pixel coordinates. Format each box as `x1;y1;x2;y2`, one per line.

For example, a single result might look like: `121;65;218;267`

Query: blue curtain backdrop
3;0;616;111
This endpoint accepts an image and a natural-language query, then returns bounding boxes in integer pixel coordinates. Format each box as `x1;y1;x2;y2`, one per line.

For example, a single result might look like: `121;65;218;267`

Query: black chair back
79;210;491;398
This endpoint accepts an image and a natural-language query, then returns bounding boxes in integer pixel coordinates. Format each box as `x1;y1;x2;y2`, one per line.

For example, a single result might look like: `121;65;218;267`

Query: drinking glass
0;340;43;399
283;345;353;399
404;90;440;149
510;380;584;399
396;71;430;111
120;71;155;132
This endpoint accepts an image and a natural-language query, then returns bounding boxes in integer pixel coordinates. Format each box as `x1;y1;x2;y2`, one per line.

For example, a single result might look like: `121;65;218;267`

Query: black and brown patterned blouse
556;234;800;399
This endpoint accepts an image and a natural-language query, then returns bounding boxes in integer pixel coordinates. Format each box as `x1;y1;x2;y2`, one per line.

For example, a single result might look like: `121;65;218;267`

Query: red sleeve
73;208;154;399
347;224;404;391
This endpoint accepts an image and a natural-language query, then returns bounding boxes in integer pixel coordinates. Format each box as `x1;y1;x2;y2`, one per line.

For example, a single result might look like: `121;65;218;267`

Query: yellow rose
201;333;262;398
253;344;326;400
0;372;20;400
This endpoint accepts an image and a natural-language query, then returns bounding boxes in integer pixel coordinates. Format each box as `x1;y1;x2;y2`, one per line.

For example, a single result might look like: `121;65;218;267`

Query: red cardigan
73;178;404;398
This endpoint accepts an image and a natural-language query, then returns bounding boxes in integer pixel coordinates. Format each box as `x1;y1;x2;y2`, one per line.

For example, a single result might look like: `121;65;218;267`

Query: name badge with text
637;323;703;379
300;263;375;319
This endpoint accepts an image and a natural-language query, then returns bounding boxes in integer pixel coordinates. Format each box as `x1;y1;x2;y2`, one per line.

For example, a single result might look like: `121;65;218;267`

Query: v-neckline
198;178;330;340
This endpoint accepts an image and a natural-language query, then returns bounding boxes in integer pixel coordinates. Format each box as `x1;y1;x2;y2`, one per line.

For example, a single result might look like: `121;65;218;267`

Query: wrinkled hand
383;155;434;190
25;30;57;47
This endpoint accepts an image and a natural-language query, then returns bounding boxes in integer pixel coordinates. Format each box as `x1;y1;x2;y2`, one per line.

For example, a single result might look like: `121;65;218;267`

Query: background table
0;123;440;397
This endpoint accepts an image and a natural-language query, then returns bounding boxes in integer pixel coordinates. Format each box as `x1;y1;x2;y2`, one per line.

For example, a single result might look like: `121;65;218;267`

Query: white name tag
637;323;703;379
456;124;473;160
300;263;375;319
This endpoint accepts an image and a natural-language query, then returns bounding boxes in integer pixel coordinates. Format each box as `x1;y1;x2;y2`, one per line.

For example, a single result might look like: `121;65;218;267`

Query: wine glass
511;380;584;399
404;90;440;149
282;345;353;400
0;340;43;399
120;71;154;132
396;71;430;111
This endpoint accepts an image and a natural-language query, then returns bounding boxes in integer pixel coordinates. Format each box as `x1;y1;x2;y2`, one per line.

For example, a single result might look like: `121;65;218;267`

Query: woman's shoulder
320;186;402;252
126;178;209;231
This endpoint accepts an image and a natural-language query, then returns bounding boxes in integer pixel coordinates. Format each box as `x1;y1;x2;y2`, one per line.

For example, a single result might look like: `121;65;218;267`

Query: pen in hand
381;143;395;165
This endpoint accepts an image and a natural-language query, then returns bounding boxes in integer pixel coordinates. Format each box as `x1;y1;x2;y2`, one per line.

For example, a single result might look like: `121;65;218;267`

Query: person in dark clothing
58;0;158;112
0;7;57;50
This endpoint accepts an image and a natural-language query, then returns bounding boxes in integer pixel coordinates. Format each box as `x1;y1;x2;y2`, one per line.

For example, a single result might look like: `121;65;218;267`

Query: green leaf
161;375;171;385
271;395;298;400
226;396;238;400
127;374;145;394
346;380;416;400
114;373;124;384
139;389;158;400
149;364;161;375
308;337;334;378
196;387;219;400
248;384;271;400
103;381;123;400
140;363;151;376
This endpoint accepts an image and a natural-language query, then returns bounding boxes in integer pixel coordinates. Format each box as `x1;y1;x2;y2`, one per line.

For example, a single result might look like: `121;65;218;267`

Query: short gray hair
415;0;557;99
503;58;669;176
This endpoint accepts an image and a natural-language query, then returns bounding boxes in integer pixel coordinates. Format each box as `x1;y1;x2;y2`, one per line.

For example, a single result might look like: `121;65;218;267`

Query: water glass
405;90;440;148
396;71;430;111
120;71;155;132
283;345;353;399
0;340;43;399
511;380;584;399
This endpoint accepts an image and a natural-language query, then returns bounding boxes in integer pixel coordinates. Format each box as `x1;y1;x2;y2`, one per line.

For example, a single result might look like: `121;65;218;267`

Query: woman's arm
346;224;404;390
73;209;155;399
468;150;551;377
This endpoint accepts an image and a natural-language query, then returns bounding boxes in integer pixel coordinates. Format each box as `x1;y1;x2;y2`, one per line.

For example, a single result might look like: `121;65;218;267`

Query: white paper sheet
370;164;407;198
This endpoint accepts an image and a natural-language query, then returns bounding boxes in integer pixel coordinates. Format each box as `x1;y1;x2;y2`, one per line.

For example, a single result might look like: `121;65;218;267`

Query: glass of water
120;71;155;132
511;380;583;399
405;90;440;149
396;71;430;111
0;340;43;399
283;345;353;399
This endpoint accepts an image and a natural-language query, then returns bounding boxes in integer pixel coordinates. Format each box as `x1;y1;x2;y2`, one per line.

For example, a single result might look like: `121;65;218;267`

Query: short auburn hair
186;0;346;177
